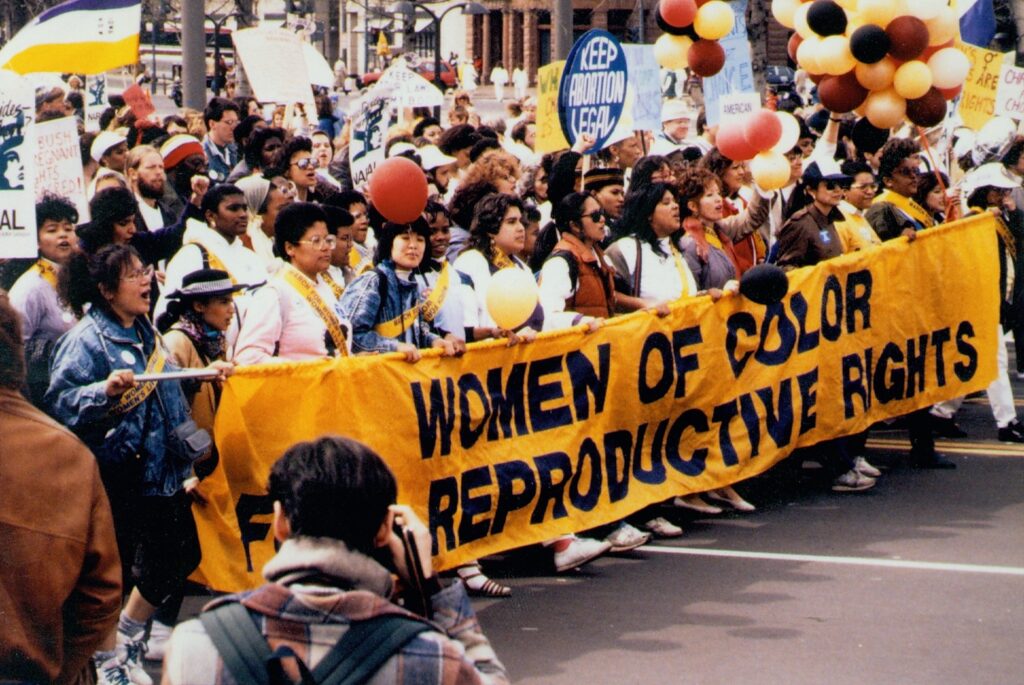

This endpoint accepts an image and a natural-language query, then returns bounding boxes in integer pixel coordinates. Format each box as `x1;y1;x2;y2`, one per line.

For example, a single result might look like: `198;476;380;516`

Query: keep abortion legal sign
558;30;628;151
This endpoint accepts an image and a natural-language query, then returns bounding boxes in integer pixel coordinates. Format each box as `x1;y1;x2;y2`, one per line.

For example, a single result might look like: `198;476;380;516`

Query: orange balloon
855;57;897;91
864;88;907;129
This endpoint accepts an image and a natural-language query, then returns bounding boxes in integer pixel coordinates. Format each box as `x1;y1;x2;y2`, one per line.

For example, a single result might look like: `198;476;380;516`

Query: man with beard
127;145;176;231
160;134;209;218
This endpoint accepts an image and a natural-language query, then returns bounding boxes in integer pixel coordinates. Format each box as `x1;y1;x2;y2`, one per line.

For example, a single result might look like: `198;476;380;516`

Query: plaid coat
162;537;509;685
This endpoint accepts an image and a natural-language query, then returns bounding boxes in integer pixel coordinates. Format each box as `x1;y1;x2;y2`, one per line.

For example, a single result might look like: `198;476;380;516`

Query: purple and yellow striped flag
0;0;141;75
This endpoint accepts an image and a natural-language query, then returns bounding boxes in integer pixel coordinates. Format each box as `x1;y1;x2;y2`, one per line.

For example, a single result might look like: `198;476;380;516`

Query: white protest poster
376;59;444;108
0;70;37;258
719;92;762;123
232;28;313;104
33;117;89;222
703;0;754;127
995;64;1024;121
348;86;394;191
85;75;106;132
623;44;663;132
303;42;336;88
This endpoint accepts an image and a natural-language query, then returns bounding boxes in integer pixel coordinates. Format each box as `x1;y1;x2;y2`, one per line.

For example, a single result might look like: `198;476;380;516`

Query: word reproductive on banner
558;29;628;150
199;216;999;590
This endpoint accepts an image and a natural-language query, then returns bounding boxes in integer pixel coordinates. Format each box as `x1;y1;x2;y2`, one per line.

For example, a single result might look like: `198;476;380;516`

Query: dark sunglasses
893;166;921;177
581;210;606;223
291;157;320;170
822;180;849;191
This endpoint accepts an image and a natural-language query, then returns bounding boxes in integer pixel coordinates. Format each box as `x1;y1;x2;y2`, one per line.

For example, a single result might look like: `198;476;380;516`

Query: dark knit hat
583;167;625;192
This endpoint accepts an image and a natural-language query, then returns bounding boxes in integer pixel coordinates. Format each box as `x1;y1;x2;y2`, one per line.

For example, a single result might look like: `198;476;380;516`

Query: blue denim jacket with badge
46;307;194;496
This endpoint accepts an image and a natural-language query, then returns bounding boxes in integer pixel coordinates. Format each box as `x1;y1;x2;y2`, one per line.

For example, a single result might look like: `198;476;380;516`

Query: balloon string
916;125;957;221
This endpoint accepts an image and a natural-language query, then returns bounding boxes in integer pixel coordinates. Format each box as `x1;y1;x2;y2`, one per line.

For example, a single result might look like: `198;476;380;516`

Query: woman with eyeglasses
47;244;231;682
234;202;351;364
865;138;934;240
274;136;333;203
835;160;883;253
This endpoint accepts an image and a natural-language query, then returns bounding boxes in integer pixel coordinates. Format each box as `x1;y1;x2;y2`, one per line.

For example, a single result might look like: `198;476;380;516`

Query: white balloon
905;0;941;21
771;112;802;155
927;48;971;90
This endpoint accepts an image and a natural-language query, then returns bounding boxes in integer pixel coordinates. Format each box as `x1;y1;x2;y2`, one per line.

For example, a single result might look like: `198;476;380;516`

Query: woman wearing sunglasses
275;136;333;203
234;202;350;363
774;160;849;270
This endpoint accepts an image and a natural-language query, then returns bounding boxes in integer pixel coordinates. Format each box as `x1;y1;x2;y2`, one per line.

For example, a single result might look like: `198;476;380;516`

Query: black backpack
199;601;431;685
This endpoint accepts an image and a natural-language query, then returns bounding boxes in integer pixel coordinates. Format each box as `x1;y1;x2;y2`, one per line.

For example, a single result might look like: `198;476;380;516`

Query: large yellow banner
197;216;999;591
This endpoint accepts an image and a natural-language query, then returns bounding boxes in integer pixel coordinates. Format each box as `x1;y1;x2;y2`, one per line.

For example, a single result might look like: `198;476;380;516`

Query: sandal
456;564;512;598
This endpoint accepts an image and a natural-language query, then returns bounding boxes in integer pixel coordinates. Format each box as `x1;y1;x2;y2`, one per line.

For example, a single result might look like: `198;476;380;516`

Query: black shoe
930;415;968;438
911;451;957;469
998;420;1024;443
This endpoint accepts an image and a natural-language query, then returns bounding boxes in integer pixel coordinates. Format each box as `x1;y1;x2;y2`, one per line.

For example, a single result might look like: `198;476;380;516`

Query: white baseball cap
90;131;127;163
418;144;457;171
661;99;695;124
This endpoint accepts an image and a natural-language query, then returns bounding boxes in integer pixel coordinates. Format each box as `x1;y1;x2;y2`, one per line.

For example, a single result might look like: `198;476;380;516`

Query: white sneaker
643;516;684;538
705;486;756;512
553;537;611;572
832;469;876;492
672;494;723;515
116;630;153;685
96;657;133;685
853;456;882;478
605;522;651;552
143;621;172;662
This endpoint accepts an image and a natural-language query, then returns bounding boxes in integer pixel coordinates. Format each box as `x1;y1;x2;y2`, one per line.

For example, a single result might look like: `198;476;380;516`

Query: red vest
551;233;615;318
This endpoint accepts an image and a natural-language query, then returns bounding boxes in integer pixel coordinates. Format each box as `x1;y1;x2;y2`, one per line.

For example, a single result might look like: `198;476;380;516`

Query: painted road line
642;546;1024;576
965;398;1024;407
866;439;1024;456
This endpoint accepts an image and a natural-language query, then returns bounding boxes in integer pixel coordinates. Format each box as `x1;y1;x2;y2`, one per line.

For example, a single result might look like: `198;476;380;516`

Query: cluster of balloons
717;109;804;189
653;0;737;78
774;0;971;130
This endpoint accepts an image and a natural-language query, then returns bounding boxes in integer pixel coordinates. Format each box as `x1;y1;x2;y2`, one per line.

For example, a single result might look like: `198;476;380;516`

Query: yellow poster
198;216;1000;591
536;61;570;153
957;42;1015;131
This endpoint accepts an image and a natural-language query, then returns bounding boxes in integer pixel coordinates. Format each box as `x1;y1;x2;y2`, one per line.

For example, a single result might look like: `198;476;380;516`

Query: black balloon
656;2;690;36
849;25;891;64
851;117;891;154
739;265;789;305
806;0;847;37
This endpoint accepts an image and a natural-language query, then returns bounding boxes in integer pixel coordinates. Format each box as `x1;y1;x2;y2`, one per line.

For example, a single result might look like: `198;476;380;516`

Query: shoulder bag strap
199;603;274;685
314;615;432;685
632;236;642;298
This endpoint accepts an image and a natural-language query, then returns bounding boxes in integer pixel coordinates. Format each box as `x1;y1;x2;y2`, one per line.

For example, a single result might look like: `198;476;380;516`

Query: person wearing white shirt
237;175;295;274
234;203;350;364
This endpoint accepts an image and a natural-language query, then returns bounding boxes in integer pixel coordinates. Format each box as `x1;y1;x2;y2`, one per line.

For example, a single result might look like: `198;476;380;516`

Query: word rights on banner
202;217;1000;590
558;29;628;150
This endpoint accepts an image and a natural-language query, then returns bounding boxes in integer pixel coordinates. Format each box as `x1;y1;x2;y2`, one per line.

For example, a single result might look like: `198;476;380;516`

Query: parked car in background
361;59;458;88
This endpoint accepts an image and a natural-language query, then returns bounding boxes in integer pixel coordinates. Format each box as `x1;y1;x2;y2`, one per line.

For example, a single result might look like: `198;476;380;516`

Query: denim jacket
335;260;440;353
46;307;194;497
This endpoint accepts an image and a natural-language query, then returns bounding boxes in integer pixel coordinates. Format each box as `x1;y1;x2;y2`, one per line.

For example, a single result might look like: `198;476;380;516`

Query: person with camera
46;244;232;685
161;435;510;685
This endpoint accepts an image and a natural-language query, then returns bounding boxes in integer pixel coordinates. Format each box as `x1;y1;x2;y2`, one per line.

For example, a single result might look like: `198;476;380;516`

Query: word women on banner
558;30;629;150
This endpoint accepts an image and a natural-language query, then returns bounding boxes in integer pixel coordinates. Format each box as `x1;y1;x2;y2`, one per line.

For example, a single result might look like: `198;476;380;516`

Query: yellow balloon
925;7;957;46
864;88;907;129
834;0;858;9
771;0;801;29
797;36;824;75
693;1;734;41
654;33;692;71
855;57;896;90
893;61;933;100
486;268;540;330
750;151;792;191
819;35;856;76
794;2;815;38
858;0;897;28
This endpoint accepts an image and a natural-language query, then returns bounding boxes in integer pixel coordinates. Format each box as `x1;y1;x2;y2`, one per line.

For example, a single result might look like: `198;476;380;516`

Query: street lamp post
207;12;241;97
392;1;487;92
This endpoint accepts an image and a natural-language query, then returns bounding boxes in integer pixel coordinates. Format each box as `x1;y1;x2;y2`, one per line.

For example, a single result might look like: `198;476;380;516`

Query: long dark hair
77;187;138;253
374;217;432;268
59;244;140;318
617;181;677;257
553;192;591;236
468;193;524;262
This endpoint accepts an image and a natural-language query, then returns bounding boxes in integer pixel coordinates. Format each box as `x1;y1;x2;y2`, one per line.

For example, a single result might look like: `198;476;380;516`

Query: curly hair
59;244;140;318
675;168;721;220
468;193;524;260
462;151;521;189
448;180;497;229
878;138;921;182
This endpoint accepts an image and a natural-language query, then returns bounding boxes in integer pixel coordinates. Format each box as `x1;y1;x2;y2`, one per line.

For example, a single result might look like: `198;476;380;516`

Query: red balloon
818;71;869;113
787;33;803;64
688;39;726;78
717;120;760;162
368;157;429;224
744;110;783;152
938;84;963;101
886;16;929;61
906;88;948;128
660;0;698;28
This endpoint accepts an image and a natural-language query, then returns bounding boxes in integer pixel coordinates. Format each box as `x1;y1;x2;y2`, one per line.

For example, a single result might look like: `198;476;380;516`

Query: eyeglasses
121;266;154;283
272;180;297;196
822;180;849;191
297;235;337;250
291;157;320;170
849;182;879;191
893;166;921;178
581;210;606;223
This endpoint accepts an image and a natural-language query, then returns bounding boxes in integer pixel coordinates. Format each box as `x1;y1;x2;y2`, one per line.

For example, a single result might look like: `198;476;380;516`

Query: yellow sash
669;243;691;299
32;259;58;290
875;190;935;228
187;240;246;298
491;248;515;271
373;263;452;337
111;340;166;416
322;271;345;299
968;207;1017;256
281;267;349;356
348;246;374;276
703;227;724;251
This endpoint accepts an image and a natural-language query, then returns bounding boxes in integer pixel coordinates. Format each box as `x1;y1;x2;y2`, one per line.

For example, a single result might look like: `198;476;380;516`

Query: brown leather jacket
0;388;122;684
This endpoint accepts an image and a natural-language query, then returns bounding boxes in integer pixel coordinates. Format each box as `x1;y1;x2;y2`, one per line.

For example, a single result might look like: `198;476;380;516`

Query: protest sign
719;92;762;123
84;75;106;132
703;0;754;127
122;83;155;120
622;44;663;132
558;30;629;150
957;43;1014;131
348;87;393;191
376;59;444;109
536;61;569;153
232;27;312;104
195;216;1000;590
0;70;37;258
994;63;1024;121
33;117;88;222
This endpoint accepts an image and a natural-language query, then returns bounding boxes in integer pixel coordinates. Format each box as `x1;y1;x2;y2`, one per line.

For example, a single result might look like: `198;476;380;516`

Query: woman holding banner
47;244;231;684
233;202;351;364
